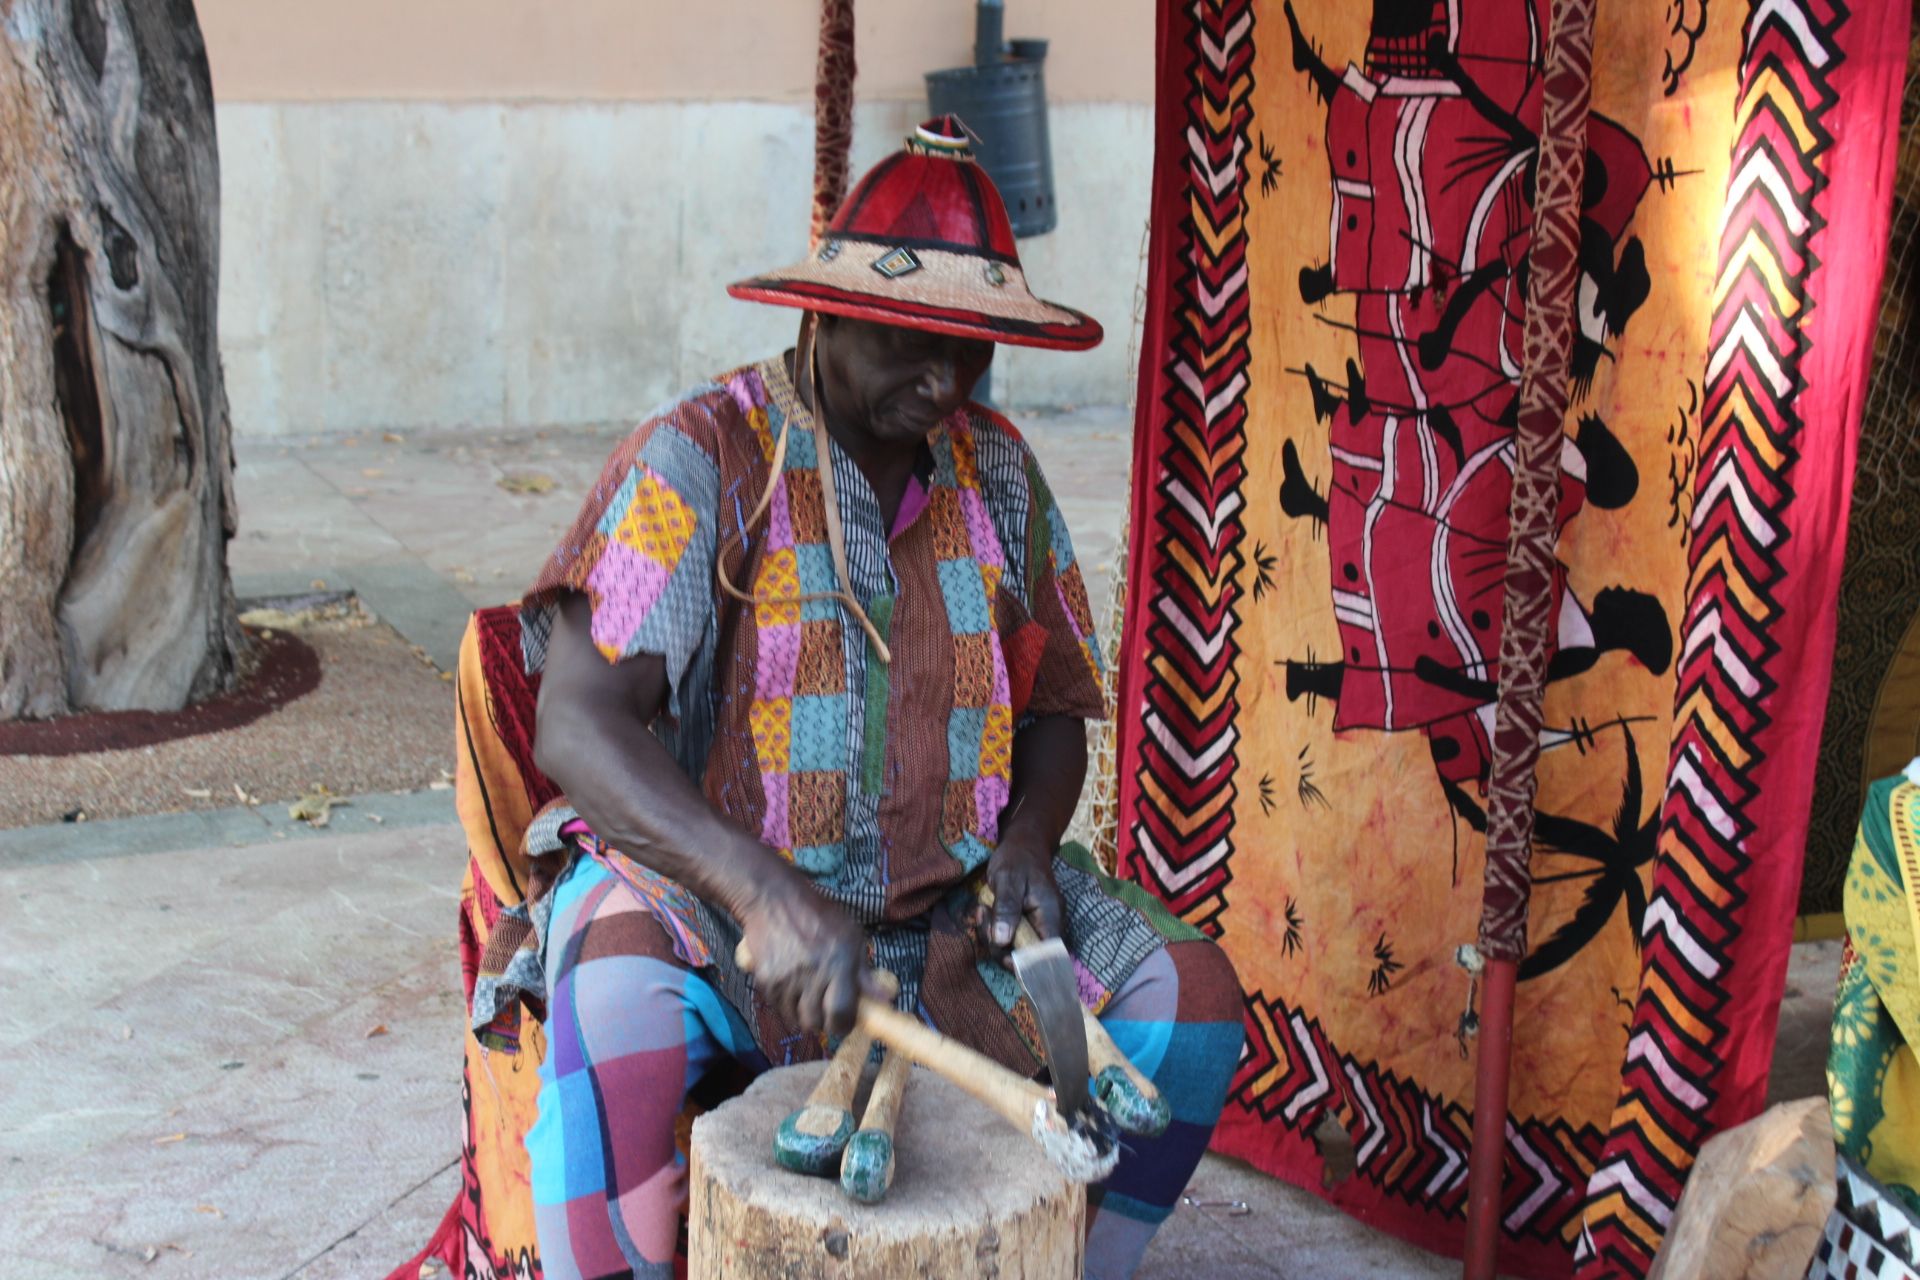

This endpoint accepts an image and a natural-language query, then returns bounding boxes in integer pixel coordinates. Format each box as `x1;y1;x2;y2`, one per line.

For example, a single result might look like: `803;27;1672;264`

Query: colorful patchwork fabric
514;356;1154;1069
525;852;1242;1280
1829;777;1920;1215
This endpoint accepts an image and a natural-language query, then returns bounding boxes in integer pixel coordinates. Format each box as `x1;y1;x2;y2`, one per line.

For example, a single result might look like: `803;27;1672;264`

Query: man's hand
983;833;1065;961
739;876;884;1037
537;593;886;1038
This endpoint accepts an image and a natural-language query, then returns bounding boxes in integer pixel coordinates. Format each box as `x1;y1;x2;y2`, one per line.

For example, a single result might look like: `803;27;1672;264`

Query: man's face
820;315;994;444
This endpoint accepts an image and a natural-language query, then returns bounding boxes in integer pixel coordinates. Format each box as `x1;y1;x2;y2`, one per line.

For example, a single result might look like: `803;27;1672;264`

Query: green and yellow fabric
1829;772;1920;1215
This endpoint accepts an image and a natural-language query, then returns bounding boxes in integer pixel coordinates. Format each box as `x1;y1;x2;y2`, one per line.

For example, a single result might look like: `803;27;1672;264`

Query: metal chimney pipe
974;0;1004;66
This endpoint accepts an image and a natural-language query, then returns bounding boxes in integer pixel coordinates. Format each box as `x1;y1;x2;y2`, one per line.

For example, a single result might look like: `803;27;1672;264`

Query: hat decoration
727;115;1103;351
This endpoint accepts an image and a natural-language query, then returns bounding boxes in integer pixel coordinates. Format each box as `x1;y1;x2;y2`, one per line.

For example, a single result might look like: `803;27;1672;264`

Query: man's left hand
983;836;1064;961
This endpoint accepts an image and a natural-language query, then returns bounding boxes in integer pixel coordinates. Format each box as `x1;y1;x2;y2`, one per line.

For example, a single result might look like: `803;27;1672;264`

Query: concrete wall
204;3;1156;436
216;100;1151;436
196;0;1155;105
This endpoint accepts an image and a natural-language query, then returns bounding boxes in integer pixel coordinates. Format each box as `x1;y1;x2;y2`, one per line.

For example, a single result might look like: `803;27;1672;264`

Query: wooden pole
1462;0;1601;1273
1463;958;1518;1278
808;0;857;250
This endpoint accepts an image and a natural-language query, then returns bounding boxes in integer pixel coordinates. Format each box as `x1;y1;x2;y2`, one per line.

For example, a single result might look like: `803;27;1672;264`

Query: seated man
502;117;1243;1280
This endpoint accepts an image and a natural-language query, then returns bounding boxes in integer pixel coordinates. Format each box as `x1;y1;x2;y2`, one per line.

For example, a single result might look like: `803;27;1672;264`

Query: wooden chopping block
690;1060;1084;1279
1647;1096;1836;1280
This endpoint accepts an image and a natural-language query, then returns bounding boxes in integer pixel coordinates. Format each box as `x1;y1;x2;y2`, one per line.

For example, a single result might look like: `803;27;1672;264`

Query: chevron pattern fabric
1110;0;1254;938
1577;5;1913;1272
1112;0;1909;1275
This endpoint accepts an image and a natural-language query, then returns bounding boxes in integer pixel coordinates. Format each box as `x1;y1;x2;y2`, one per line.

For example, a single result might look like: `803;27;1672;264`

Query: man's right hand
536;593;883;1037
738;875;883;1038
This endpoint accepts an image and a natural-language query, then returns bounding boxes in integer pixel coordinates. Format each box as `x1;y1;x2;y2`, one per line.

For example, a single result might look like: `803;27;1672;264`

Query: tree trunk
0;0;238;718
689;1064;1086;1279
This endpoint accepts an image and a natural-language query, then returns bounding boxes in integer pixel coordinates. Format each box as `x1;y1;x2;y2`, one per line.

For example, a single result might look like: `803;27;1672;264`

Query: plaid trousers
529;854;1243;1280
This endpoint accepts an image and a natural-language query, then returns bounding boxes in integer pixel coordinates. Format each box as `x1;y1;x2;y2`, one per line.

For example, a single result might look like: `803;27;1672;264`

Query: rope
714;316;893;665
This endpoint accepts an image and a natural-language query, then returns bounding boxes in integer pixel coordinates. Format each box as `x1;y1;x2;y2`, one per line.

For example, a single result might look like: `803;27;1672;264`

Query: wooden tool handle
839;1048;914;1204
765;962;903;1175
795;1026;872;1131
854;998;1051;1136
735;941;1049;1137
859;1048;912;1138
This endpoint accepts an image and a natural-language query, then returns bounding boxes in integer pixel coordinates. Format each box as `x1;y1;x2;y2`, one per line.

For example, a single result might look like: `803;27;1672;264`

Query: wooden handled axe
977;884;1171;1137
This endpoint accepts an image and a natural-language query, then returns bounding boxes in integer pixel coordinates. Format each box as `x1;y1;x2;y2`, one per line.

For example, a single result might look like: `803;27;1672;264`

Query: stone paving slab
1152;1155;1458;1279
0;789;456;873
0;824;466;1280
284;1163;458;1280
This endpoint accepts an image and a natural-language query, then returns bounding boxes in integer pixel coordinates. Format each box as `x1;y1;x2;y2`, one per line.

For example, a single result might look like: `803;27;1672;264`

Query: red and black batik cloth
1109;0;1909;1276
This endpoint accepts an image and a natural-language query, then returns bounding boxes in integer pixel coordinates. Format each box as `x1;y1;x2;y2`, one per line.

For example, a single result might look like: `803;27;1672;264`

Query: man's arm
984;714;1088;955
533;591;877;1034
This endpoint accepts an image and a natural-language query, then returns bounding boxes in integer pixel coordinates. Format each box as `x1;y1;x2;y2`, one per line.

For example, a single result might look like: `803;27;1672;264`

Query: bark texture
0;0;238;718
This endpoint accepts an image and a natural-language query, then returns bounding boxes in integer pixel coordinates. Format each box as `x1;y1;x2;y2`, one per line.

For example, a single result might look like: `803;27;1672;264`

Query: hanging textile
810;0;858;249
1804;30;1920;919
1112;1;1909;1276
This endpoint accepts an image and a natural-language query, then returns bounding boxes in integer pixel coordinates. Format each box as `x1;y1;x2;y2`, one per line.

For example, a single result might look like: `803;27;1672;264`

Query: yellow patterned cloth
1829;774;1920;1214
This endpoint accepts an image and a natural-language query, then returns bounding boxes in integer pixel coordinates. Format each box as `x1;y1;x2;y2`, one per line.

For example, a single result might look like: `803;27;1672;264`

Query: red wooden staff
1462;0;1602;1276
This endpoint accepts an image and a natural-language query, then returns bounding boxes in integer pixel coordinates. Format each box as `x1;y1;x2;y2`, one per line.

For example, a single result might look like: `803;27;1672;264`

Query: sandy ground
0;613;454;831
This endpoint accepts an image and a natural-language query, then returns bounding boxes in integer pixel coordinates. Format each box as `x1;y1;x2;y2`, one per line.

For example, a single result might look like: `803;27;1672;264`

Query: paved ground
0;415;1840;1278
226;408;1135;670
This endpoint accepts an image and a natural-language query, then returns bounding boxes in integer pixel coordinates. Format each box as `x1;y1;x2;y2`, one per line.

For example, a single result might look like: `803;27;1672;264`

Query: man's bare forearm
1001;715;1088;854
532;593;808;922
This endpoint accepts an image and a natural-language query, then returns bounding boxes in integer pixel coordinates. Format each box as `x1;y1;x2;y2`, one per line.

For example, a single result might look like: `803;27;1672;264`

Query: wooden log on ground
690;1061;1084;1279
1647;1096;1836;1280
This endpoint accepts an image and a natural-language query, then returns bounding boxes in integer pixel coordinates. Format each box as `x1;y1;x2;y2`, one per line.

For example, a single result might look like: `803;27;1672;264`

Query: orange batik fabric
1112;0;1910;1276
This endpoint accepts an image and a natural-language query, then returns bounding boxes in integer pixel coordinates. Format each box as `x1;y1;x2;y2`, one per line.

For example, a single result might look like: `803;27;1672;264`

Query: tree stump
0;0;239;718
690;1062;1085;1279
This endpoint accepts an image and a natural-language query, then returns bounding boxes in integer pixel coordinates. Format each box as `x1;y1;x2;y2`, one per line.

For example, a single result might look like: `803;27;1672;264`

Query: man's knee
1164;936;1245;1029
551;908;696;1059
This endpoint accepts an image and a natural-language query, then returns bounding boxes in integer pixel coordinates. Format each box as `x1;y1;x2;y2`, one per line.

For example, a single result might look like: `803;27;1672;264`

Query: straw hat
727;115;1103;351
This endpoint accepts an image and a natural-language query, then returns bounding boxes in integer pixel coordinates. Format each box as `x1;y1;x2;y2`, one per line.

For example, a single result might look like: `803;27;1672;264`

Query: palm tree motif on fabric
1269;0;1676;976
1439;732;1655;979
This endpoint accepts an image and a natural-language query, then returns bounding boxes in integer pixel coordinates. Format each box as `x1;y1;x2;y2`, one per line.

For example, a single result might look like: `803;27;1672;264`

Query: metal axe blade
1010;937;1092;1122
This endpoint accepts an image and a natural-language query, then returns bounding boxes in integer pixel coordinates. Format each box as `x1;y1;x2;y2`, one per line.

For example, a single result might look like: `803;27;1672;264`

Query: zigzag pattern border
1236;989;1607;1242
1114;0;1256;935
1575;1;1844;1273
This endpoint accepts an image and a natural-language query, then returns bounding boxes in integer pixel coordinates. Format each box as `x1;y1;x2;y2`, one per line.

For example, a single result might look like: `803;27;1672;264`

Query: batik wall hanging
1111;1;1909;1275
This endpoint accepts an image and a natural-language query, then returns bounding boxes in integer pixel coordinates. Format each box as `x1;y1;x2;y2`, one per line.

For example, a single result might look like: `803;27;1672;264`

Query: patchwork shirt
507;355;1173;1067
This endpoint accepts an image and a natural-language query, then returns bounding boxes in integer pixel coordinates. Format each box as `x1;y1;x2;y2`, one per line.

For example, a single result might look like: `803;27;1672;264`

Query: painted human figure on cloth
1267;0;1689;990
1273;0;1675;974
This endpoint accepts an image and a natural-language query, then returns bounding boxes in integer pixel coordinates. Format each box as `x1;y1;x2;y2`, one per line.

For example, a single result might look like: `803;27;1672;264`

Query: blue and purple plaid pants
529;855;1242;1280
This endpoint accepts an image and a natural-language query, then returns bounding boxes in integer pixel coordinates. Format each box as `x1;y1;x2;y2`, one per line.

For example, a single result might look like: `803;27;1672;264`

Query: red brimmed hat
727;116;1103;351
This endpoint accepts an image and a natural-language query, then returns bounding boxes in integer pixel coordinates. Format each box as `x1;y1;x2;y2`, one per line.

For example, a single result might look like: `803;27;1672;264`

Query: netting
1067;217;1153;871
